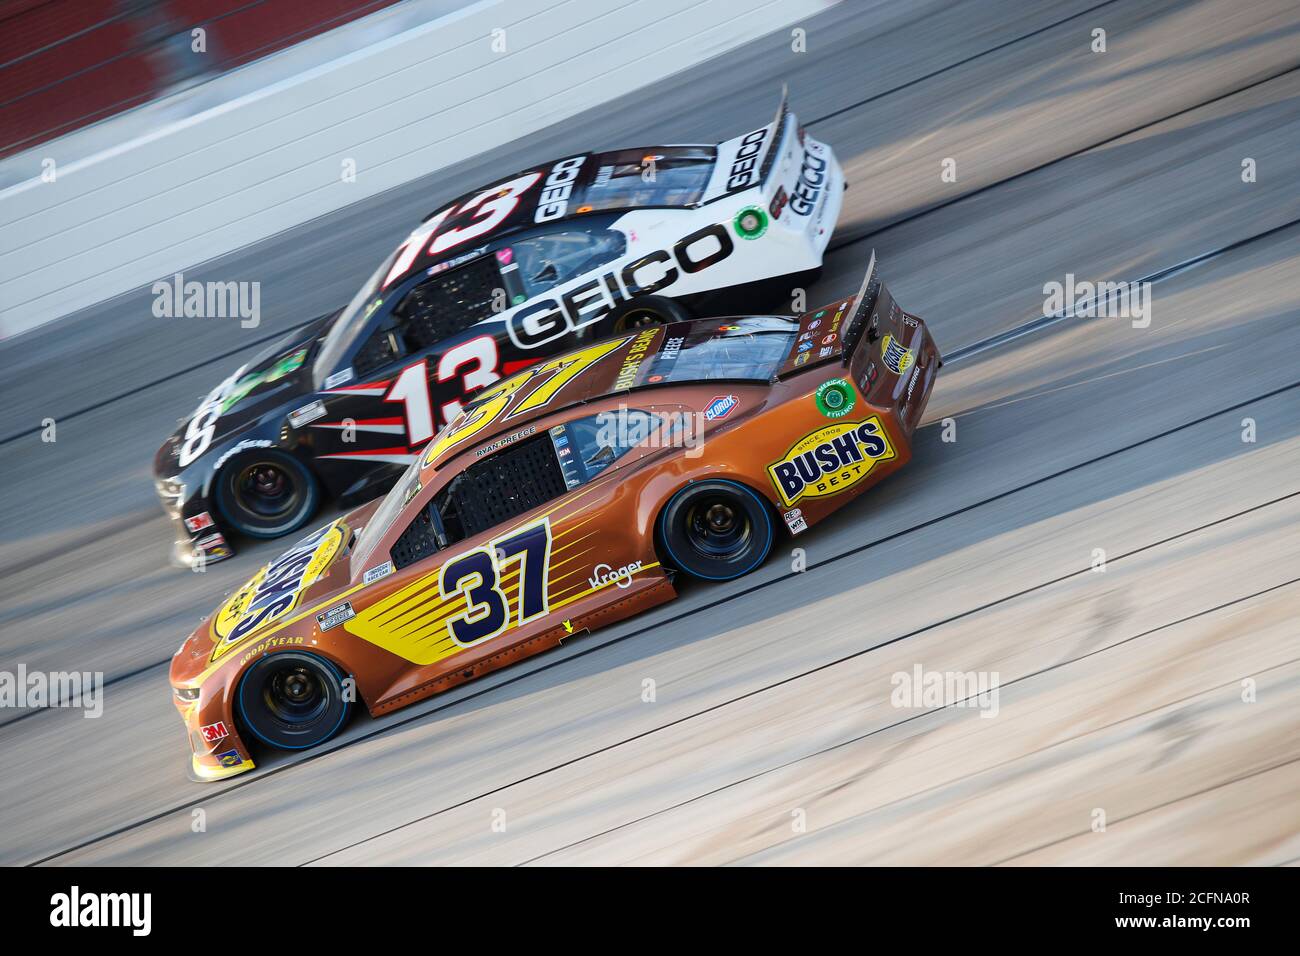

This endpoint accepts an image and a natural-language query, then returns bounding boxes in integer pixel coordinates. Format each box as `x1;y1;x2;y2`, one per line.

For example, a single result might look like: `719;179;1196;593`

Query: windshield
350;455;423;572
313;250;398;386
583;149;714;210
642;321;795;384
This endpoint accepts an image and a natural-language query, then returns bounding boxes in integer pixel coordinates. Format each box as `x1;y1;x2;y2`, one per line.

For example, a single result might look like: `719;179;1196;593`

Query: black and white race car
153;92;844;564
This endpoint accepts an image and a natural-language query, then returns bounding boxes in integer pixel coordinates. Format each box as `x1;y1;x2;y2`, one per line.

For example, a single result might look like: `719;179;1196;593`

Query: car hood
171;518;356;682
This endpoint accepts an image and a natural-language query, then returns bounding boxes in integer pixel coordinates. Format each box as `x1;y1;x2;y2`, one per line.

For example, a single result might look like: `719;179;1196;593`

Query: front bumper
155;477;236;567
174;690;256;782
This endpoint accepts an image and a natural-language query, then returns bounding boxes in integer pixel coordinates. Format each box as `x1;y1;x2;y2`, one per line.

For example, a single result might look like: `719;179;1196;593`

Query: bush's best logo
767;418;896;507
210;521;345;659
880;334;914;374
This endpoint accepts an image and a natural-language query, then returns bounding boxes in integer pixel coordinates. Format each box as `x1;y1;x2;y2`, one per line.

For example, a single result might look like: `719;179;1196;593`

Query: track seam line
807;0;1124;128
944;216;1300;364
530;636;1300;866
301;520;1300;864
989;753;1300;867
823;61;1300;254
18;383;1300;864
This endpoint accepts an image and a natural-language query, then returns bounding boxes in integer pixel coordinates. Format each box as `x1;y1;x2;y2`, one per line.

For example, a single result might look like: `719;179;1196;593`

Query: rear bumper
895;317;942;434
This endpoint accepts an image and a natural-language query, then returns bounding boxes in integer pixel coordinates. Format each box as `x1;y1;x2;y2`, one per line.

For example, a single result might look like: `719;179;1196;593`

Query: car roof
378;146;717;292
418;315;797;474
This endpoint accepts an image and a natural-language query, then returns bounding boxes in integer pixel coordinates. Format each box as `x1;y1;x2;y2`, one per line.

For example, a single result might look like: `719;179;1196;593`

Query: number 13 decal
385;338;502;447
440;519;552;646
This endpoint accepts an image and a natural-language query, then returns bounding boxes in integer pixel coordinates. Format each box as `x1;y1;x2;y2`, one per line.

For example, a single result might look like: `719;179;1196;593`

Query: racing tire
215;449;320;540
602;294;691;335
236;651;351;751
656;479;775;582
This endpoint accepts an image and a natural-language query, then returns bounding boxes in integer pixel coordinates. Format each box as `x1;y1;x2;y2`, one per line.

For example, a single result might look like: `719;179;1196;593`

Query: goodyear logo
767;418;896;507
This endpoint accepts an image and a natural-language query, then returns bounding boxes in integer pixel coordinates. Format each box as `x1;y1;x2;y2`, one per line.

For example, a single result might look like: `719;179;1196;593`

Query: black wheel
656;479;775;581
215;449;320;539
236;651;351;751
601;294;691;335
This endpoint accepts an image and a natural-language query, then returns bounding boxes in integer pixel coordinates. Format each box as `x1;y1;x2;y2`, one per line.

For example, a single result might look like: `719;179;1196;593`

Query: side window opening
353;255;502;379
550;408;660;489
504;227;626;300
391;433;567;570
388;409;658;570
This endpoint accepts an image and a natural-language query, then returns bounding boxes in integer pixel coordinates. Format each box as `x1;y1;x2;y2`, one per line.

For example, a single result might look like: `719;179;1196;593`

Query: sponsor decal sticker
815;378;855;419
288;400;327;428
324;367;355;389
476;426;537;458
363;561;394;585
767;417;897;507
316;601;356;631
783;508;808;535
733;205;768;240
195;531;227;551
880;334;915;375
237;635;304;667
794;352;810;366
185;512;215;533
215;749;243;768
213;438;273;471
200;720;229;743
860;361;880;392
769;185;788;220
589;561;643;590
905;364;922;406
704;394;739;421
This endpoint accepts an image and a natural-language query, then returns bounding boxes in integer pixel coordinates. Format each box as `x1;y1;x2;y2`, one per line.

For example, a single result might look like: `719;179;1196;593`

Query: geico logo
507;223;734;349
790;151;828;215
535;156;586;223
768;418;896;507
727;128;768;191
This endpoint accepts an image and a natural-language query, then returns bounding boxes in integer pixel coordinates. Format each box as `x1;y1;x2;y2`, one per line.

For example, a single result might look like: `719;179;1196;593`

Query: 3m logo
767;418;896;507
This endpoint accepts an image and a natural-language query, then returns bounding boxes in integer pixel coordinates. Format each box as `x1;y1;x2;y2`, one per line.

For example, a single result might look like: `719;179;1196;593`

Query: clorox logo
767;418;897;507
704;394;739;421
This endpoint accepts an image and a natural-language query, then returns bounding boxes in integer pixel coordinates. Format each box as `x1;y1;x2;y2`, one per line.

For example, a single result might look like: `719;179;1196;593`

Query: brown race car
169;254;940;780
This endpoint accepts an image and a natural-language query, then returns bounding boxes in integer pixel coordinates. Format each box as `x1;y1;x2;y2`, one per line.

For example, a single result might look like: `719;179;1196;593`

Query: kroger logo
704;394;739;421
589;561;643;590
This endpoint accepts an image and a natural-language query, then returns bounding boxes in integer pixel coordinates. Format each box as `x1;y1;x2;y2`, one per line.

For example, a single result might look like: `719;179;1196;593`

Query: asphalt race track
2;0;1298;865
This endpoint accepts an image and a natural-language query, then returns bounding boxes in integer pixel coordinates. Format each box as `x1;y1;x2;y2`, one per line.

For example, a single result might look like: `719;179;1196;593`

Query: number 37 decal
439;519;552;646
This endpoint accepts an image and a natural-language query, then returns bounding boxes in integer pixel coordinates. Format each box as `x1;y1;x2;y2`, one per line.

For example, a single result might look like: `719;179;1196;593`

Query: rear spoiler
774;250;878;379
756;85;791;193
838;250;882;364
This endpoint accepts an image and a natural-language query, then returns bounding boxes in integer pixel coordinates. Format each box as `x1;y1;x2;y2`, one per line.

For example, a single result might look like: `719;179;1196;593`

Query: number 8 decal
440;518;552;646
